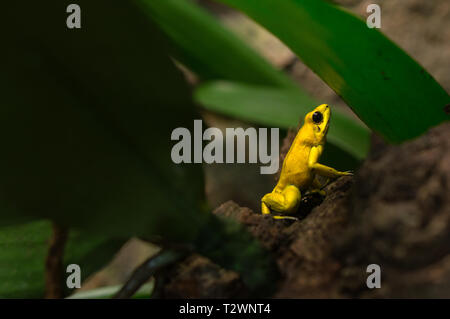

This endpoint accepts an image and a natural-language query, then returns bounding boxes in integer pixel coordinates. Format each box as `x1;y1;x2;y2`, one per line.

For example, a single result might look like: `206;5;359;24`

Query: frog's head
303;104;331;144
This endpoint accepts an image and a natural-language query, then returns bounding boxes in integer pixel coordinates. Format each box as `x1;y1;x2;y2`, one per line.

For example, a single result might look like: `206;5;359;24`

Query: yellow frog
261;104;352;220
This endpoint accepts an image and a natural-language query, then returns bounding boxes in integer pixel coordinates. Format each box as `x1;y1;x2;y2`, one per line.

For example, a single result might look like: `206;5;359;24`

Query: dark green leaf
0;1;207;241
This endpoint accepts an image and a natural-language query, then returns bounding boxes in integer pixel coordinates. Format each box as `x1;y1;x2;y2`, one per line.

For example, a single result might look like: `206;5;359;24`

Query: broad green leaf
67;282;154;299
215;0;450;142
136;0;297;88
0;1;207;241
196;81;370;160
0;221;124;298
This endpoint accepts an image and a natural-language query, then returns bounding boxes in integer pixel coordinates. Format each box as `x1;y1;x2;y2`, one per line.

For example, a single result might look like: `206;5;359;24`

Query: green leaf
135;0;297;88
214;0;450;142
0;1;207;241
195;81;370;160
0;221;124;298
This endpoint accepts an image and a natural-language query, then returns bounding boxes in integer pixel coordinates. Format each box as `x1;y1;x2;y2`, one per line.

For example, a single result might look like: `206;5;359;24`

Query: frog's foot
340;170;353;176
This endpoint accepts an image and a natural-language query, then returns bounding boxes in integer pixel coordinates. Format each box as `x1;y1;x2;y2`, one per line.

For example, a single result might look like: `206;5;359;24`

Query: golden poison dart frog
261;104;352;220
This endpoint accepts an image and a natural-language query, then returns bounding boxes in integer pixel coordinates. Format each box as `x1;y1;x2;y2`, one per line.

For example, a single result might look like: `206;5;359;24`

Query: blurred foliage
1;0;206;240
137;0;296;87
0;0;279;298
215;0;450;142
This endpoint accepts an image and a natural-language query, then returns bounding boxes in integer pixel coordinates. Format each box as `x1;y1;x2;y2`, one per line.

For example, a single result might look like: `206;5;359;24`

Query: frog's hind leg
261;185;301;219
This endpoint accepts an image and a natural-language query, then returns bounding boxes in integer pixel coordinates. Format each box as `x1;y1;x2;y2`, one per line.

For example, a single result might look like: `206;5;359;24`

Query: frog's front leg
308;146;353;179
261;185;301;220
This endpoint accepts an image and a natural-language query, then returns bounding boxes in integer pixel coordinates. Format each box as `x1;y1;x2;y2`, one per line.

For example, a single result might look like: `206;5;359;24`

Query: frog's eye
312;111;323;124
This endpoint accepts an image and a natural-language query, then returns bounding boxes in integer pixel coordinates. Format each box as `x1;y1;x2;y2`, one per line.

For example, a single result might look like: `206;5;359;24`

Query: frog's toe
272;215;298;221
261;201;272;215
